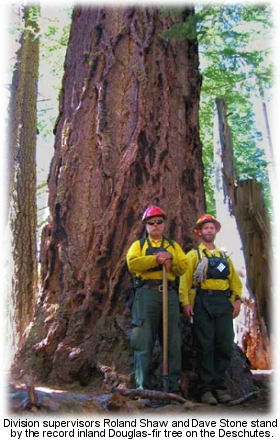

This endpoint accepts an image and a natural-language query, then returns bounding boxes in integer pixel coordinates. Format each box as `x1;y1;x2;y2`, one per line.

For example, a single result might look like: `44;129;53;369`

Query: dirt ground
8;370;274;416
125;371;273;415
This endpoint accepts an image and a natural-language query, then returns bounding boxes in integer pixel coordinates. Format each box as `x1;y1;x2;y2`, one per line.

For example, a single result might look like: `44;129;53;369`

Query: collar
199;243;218;255
148;236;165;246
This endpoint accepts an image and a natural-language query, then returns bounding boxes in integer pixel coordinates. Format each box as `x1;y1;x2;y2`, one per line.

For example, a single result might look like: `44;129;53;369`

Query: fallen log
112;387;187;404
227;391;259;406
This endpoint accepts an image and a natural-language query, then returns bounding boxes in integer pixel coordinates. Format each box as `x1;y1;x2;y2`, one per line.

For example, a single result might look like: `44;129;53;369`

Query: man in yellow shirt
179;214;242;405
126;205;188;393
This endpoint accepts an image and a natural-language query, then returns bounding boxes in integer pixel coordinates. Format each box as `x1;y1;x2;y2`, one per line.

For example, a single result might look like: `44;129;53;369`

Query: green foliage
39;7;72;92
166;4;274;214
40;13;72;57
37;8;72;138
32;6;72;233
163;13;198;41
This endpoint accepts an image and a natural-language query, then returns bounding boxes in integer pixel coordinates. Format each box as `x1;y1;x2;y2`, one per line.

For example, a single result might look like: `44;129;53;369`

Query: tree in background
8;5;40;350
164;4;273;212
197;4;273;213
213;98;272;369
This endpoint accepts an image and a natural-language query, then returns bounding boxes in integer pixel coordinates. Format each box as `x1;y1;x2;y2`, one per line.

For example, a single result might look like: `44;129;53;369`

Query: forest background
0;0;280;413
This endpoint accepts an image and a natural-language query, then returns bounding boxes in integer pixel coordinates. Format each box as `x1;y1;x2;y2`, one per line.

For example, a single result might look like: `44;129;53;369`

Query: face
199;222;217;243
145;216;165;239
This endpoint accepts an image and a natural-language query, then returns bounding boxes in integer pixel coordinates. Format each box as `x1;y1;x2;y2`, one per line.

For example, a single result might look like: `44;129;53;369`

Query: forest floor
8;370;275;416
143;373;273;415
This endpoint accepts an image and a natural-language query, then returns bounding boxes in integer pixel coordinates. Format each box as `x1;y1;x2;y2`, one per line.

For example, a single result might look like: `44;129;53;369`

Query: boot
201;391;218;405
214;389;232;403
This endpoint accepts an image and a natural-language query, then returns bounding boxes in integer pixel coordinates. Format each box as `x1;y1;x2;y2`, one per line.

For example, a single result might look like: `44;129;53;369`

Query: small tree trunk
258;86;275;182
8;6;39;351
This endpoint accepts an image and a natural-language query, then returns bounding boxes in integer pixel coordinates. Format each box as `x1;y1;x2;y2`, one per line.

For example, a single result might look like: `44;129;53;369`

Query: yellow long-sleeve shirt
179;243;243;306
126;236;188;281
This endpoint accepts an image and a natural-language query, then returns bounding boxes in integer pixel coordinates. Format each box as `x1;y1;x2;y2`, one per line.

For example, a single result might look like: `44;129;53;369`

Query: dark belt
197;288;231;298
141;279;176;292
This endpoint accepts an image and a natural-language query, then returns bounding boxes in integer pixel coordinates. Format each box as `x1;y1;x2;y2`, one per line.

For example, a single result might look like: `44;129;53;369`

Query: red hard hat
142;205;166;222
193;214;221;236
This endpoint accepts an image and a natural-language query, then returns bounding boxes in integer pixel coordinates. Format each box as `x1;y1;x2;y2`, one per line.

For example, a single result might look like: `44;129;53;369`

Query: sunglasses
146;219;165;226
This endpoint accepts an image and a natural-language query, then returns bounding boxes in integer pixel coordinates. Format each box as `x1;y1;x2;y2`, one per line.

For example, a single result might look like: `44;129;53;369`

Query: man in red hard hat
126;205;188;393
179;214;243;405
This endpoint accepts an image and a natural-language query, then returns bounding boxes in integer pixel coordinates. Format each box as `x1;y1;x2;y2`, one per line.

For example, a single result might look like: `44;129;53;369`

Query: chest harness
134;236;177;291
194;247;231;299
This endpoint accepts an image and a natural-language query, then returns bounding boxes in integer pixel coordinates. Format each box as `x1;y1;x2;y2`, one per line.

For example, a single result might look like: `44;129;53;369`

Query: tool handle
162;265;168;390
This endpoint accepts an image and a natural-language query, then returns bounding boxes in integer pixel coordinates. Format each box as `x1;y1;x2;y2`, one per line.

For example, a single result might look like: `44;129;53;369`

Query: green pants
193;292;234;396
130;287;181;392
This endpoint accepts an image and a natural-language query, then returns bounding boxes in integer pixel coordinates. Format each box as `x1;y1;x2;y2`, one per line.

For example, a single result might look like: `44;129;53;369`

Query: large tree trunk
8;6;39;351
11;6;205;385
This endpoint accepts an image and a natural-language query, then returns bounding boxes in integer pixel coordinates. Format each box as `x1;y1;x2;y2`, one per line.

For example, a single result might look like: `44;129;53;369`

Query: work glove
193;257;208;283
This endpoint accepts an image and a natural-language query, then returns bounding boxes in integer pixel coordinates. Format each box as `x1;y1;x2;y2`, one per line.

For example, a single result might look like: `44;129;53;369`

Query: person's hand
156;252;173;271
164;259;172;272
182;305;194;321
156;251;173;262
232;299;242;318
